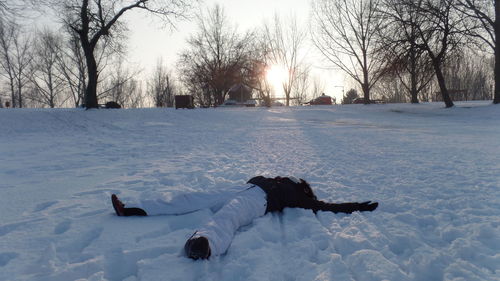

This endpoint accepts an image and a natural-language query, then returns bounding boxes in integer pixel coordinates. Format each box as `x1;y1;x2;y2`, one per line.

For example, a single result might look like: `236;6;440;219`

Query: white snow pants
194;186;267;256
129;185;268;256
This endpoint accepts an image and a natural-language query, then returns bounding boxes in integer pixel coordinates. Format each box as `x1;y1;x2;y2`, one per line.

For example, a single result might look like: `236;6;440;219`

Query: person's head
298;178;317;200
283;176;317;200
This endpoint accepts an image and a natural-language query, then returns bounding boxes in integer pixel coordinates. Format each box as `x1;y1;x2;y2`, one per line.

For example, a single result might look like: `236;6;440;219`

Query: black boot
184;233;211;260
111;194;147;216
111;194;126;216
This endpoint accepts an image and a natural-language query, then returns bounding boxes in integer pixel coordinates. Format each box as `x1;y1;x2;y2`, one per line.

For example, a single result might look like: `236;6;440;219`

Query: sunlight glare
266;65;288;88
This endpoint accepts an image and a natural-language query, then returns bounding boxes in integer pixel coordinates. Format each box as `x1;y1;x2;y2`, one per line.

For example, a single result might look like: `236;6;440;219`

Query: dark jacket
247;176;362;214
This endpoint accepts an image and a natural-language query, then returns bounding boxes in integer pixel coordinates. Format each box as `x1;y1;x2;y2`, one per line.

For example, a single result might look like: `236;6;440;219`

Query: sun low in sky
266;64;289;91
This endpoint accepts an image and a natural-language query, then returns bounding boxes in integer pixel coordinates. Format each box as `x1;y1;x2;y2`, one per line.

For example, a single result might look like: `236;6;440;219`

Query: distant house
222;83;256;107
307;93;333;105
227;83;253;103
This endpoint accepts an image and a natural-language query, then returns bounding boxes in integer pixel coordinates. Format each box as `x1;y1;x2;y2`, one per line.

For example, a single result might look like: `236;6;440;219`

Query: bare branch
312;0;386;101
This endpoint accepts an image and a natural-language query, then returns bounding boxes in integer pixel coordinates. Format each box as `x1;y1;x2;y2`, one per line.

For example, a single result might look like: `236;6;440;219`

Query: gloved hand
358;201;378;212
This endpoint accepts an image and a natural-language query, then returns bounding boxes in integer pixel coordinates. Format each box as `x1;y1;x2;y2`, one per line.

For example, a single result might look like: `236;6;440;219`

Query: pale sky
123;0;346;101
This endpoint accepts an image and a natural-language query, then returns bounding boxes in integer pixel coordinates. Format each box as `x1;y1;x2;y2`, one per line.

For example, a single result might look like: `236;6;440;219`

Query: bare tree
28;28;67;108
373;75;408;102
411;0;463;107
311;76;326;99
178;4;253;107
0;19;32;108
0;0;20;17
11;32;32;108
245;58;273;107
443;49;492;100
263;14;307;106
99;59;143;108
379;0;435;103
0;0;8;15
56;26;87;107
108;77;144;108
312;0;386;104
1;0;36;16
291;65;311;105
242;35;273;107
0;18;16;106
39;0;195;109
148;58;177;107
55;24;112;108
126;79;145;108
454;0;499;103
256;64;273;106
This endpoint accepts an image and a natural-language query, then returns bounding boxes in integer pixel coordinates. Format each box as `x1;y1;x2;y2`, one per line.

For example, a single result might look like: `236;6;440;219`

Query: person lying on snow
111;176;378;260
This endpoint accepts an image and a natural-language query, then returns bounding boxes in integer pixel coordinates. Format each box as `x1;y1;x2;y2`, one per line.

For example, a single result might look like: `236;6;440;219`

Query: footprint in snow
54;220;72;235
104;246;173;281
76;209;106;218
60;226;104;258
33;201;58;212
135;226;171;243
0;219;44;237
0;252;18;266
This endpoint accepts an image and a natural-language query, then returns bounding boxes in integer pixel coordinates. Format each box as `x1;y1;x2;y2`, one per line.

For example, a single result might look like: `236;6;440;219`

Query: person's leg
185;186;267;258
115;189;244;216
111;186;248;217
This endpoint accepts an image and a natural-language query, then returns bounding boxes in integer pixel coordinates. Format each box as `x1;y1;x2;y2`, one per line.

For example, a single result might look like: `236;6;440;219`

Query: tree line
0;0;498;109
313;0;498;107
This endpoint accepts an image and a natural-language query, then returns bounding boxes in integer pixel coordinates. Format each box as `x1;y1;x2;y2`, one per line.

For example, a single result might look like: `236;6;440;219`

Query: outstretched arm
296;198;378;214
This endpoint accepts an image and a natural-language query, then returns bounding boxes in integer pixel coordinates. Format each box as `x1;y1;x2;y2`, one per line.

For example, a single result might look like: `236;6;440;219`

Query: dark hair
299;179;317;200
273;176;317;200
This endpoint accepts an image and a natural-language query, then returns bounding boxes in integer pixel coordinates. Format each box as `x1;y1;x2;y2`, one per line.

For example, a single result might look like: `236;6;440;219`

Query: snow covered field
0;102;499;281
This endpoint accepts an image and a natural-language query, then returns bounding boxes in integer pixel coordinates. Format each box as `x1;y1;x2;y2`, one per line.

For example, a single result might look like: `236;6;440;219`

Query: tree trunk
494;0;500;104
8;76;15;107
410;72;419;103
85;57;98;108
362;69;370;104
17;77;23;108
434;63;454;108
362;83;370;104
82;42;99;109
409;44;419;103
362;51;370;104
283;84;291;106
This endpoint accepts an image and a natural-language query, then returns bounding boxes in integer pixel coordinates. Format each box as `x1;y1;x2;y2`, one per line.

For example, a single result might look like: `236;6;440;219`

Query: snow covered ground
0;102;499;281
